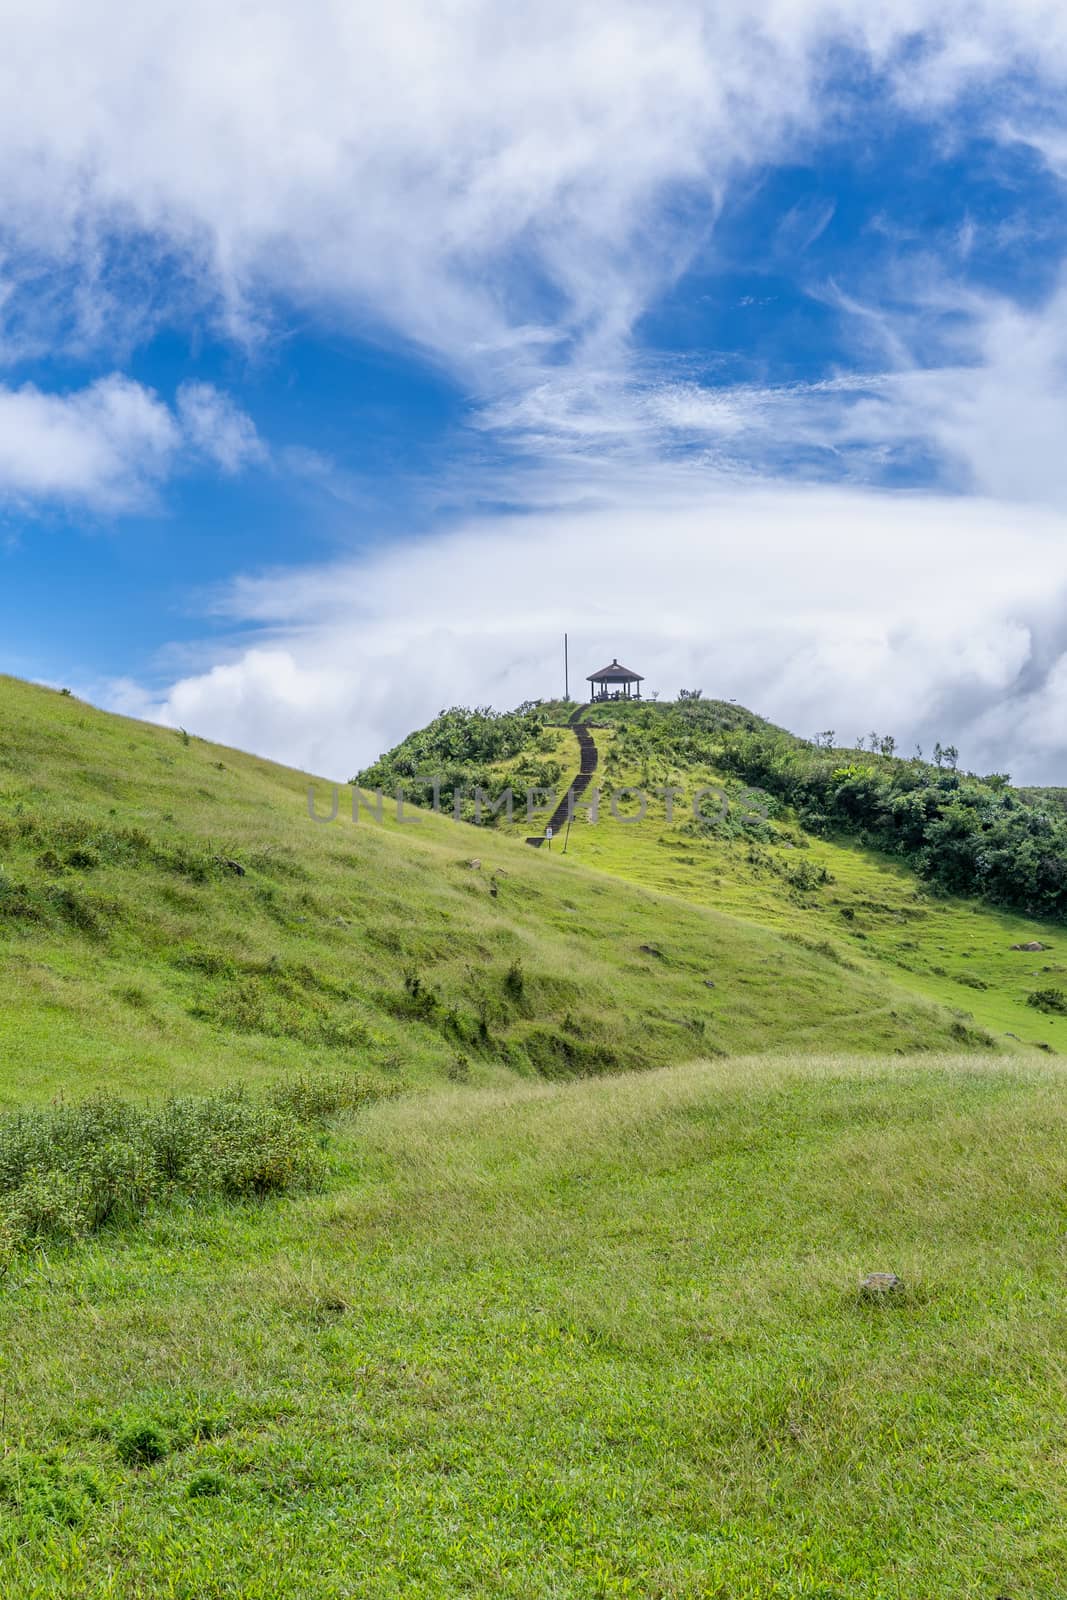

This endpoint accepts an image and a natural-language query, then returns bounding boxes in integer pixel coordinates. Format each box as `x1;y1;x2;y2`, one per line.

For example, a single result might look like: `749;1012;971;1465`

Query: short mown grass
0;1054;1063;1597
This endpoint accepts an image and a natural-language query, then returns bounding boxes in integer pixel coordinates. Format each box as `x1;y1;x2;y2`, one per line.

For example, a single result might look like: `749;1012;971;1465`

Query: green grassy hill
3;676;1067;1595
0;676;1005;1107
364;696;1067;1056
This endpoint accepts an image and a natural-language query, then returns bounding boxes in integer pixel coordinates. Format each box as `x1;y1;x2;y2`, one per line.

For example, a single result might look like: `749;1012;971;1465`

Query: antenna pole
564;633;569;701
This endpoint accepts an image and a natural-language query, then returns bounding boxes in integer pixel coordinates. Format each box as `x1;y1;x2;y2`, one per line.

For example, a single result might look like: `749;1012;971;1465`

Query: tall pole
564;633;569;701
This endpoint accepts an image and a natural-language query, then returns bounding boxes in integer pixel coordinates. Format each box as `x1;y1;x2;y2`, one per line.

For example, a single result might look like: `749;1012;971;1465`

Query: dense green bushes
355;704;550;819
361;694;1067;917
713;730;1067;919
564;698;1067;920
0;1077;392;1263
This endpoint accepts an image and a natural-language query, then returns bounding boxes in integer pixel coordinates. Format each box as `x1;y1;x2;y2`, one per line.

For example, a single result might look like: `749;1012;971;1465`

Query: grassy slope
2;681;1067;1594
1;1054;1065;1597
498;714;1066;1054
0;676;989;1105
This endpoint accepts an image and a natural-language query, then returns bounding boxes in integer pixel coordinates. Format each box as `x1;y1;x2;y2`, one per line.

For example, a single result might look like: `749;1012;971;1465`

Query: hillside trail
526;704;598;848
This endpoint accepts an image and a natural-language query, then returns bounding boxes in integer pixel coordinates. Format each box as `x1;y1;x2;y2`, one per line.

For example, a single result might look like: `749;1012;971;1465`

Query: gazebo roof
587;658;644;683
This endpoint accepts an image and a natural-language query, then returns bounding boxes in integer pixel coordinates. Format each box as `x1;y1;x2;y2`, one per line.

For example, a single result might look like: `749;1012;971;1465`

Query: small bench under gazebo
587;658;643;702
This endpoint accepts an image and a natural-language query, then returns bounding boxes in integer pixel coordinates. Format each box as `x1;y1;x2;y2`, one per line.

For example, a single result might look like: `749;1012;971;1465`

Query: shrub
269;1071;397;1122
1026;988;1067;1014
447;1055;471;1084
0;1084;347;1261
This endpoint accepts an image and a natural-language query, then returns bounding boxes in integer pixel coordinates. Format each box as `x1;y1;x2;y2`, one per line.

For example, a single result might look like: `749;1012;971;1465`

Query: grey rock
859;1272;903;1298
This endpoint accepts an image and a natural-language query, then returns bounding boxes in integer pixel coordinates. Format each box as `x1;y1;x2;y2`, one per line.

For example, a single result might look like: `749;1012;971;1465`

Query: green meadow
533;724;1067;1052
1;676;1066;1596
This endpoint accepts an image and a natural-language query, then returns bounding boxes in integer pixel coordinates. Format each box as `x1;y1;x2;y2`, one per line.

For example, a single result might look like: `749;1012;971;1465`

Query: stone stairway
525;704;598;847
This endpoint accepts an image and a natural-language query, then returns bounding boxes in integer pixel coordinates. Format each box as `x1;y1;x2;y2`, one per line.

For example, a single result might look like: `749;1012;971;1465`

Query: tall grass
0;1075;394;1262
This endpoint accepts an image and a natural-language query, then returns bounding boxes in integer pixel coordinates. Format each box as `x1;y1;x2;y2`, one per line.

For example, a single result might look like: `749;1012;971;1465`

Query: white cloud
13;1;1067;778
0;2;1064;515
121;478;1067;783
0;375;178;510
0;374;263;510
176;382;266;473
494;276;1067;505
0;1;1066;388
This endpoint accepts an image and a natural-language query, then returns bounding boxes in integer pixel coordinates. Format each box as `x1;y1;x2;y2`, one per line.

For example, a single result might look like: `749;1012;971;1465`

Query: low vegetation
0;1056;1064;1596
354;703;558;819
0;676;989;1109
0;1074;390;1261
577;696;1067;918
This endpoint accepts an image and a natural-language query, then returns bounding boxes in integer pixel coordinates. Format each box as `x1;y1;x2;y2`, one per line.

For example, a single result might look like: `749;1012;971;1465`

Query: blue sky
6;2;1067;779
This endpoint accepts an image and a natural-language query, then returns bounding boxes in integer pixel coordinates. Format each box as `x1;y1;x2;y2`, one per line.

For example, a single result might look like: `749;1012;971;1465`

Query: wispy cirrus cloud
176;382;266;475
0;2;1066;386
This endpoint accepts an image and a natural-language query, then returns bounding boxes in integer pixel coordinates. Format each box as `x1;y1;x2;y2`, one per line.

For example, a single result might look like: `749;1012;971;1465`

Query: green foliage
0;1453;103;1530
268;1070;400;1121
565;701;1067;920
1026;987;1067;1014
0;1087;332;1261
354;703;549;820
187;1469;228;1499
711;728;1067;919
2;1058;1064;1595
1;673;1013;1102
113;1420;170;1468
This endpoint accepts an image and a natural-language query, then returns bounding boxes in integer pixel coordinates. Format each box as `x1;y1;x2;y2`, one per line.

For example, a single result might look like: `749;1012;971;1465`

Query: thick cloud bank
115;482;1067;784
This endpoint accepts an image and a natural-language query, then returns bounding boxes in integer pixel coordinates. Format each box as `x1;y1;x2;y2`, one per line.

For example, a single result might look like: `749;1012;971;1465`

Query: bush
1026;988;1067;1014
713;725;1067;920
0;1083;359;1262
0;1454;103;1528
269;1070;397;1122
188;1469;227;1499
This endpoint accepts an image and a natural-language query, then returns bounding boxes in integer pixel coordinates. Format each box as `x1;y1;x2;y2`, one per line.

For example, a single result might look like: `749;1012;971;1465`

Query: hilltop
360;695;1067;1055
0;675;1019;1107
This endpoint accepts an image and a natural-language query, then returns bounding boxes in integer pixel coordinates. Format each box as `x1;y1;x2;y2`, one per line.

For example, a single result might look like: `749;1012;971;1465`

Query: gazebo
587;658;644;702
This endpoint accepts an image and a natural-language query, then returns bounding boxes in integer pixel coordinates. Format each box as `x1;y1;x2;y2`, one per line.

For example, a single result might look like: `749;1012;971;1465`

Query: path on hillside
525;704;598;847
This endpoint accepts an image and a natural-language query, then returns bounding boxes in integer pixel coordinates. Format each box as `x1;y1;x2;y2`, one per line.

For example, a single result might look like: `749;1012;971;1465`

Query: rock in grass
860;1272;903;1299
1012;941;1048;951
